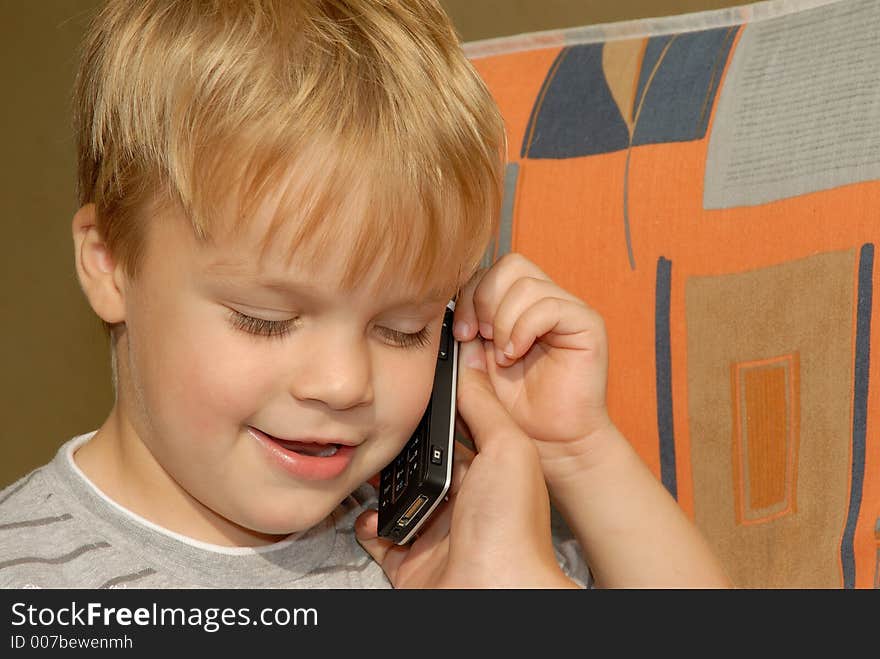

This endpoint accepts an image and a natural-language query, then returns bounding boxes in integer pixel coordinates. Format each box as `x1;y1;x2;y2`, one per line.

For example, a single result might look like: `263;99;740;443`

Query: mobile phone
377;299;458;544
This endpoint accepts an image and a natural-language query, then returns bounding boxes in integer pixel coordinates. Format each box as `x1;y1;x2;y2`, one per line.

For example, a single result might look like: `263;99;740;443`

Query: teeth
310;444;339;458
272;437;339;457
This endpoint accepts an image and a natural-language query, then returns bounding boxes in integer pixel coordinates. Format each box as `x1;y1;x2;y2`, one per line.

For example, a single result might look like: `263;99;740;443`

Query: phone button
380;473;393;508
393;472;407;498
408;459;420;481
430;446;443;465
439;316;451;360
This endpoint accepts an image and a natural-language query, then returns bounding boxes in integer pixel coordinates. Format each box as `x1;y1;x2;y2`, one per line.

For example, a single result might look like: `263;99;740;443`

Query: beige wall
442;0;754;41
0;0;753;487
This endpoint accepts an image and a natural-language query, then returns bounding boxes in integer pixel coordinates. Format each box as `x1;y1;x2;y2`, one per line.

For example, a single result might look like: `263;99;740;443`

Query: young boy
0;0;729;589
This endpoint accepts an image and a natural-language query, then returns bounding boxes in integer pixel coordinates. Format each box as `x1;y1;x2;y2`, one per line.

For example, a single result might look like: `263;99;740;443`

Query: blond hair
74;0;506;336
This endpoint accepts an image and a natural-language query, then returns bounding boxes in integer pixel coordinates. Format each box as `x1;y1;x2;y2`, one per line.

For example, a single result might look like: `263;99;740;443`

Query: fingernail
503;341;515;358
479;322;493;339
495;347;509;366
453;320;470;339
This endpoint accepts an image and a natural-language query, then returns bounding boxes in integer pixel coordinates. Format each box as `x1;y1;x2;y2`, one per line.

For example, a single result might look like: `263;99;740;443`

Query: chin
240;496;343;537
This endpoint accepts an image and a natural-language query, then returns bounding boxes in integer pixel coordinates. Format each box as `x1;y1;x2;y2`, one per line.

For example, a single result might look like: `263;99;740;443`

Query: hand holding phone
359;336;576;587
377;300;458;544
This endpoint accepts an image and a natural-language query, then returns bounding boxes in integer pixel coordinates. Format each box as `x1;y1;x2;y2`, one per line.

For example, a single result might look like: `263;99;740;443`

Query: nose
288;329;374;410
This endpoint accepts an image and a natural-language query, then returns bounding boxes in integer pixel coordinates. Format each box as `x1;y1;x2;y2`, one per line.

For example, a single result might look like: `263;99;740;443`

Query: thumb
354;509;408;583
354;509;388;560
456;338;528;453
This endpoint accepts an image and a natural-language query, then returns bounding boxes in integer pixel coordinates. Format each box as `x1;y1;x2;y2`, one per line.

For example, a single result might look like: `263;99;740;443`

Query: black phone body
377;300;458;544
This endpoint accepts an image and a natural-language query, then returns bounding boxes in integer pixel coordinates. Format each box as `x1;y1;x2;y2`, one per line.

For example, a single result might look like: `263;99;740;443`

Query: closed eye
227;309;432;348
228;309;295;339
375;325;433;349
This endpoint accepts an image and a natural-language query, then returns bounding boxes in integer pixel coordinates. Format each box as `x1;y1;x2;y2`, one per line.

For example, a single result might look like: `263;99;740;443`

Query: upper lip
250;426;360;447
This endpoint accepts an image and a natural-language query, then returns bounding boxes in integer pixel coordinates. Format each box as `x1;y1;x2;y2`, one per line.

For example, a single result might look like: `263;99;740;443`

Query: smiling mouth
252;428;341;457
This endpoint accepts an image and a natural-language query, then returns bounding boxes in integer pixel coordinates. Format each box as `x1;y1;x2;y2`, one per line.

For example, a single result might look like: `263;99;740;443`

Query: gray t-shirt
0;432;590;588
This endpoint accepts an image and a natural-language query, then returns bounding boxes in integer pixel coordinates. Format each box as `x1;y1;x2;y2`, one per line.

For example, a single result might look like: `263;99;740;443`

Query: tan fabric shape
601;38;646;134
686;249;855;588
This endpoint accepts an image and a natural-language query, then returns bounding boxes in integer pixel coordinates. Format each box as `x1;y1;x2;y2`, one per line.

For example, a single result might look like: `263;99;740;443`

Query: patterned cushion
466;0;878;588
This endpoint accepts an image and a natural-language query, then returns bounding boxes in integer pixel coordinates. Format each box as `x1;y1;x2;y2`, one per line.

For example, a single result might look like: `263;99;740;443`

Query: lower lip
247;427;356;481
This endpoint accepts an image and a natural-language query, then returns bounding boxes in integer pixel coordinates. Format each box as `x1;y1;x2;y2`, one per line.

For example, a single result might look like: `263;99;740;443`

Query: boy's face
106;197;449;544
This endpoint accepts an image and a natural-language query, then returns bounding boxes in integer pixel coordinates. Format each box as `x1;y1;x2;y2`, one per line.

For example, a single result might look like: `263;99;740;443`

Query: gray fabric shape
704;0;880;209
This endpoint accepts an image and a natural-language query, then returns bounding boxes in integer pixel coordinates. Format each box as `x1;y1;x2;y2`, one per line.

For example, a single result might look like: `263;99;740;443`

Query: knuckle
497;252;528;269
497;252;548;279
471;298;495;325
511;275;545;298
584;307;606;331
547;295;566;316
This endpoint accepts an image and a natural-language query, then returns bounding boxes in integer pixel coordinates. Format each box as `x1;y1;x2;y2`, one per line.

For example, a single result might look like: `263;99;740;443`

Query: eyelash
227;310;433;349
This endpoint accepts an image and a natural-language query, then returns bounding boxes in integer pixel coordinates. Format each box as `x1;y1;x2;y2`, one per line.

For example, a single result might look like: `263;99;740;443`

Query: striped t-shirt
0;432;591;588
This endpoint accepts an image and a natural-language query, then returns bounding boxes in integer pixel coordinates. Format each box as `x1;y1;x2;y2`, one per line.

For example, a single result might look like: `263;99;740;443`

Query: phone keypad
380;417;429;510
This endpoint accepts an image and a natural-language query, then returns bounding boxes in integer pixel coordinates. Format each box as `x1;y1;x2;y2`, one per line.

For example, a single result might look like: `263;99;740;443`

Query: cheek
375;351;437;437
130;311;268;435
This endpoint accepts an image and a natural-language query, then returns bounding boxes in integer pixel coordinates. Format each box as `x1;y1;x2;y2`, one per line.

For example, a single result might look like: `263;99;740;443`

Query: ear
72;203;127;324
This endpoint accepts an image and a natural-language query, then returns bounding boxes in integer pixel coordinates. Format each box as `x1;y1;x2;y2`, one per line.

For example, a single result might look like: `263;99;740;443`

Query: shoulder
0;466;60;523
0;440;114;588
0;438;88;527
0;466;83;587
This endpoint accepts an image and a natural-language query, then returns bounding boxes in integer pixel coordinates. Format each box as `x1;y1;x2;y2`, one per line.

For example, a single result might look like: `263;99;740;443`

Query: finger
452;267;487;341
470;253;554;341
456;338;532;454
496;295;604;366
488;279;585;366
355;509;410;581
